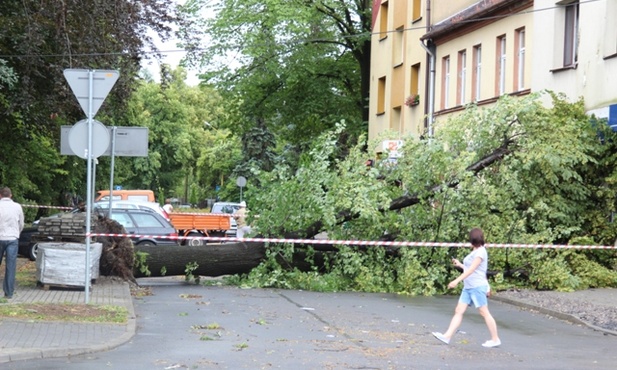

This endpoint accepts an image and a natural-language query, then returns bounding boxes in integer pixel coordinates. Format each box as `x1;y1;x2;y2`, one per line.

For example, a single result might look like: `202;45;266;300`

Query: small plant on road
191;322;221;330
184;261;200;284
255;318;267;325
234;342;248;350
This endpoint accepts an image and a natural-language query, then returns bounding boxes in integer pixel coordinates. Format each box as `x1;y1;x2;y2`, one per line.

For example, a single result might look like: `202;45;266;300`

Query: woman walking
432;228;501;348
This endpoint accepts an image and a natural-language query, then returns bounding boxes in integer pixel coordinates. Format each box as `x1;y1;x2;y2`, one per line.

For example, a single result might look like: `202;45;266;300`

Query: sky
140;0;202;86
141;35;200;86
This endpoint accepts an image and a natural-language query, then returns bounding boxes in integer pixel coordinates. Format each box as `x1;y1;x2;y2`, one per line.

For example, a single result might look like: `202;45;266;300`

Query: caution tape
85;232;617;249
22;204;74;210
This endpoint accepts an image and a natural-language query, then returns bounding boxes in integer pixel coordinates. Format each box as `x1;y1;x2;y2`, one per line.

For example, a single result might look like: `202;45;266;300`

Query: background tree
179;0;372;157
117;66;232;204
0;0;177;210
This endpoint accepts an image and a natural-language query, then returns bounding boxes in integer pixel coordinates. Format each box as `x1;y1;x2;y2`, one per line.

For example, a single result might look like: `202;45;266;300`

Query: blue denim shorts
459;285;489;308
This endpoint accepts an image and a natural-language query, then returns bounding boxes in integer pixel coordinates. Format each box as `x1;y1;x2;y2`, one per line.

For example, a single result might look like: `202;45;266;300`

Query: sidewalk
492;287;617;336
0;278;136;364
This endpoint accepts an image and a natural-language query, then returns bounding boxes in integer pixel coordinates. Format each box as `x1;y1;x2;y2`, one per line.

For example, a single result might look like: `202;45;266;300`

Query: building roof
421;0;532;44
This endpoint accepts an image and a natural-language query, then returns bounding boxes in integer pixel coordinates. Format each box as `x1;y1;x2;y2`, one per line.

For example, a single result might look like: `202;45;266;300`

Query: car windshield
212;204;240;214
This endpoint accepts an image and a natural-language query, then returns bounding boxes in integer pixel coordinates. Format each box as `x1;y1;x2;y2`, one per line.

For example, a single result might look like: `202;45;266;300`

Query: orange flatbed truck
169;212;232;246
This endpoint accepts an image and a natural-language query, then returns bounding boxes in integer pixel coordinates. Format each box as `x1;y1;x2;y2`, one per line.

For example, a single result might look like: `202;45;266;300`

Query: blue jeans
0;239;18;298
459;285;489;308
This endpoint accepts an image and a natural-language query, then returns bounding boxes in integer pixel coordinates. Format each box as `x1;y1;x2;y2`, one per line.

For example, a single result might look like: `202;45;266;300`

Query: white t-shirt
0;198;24;240
163;204;173;213
462;246;488;289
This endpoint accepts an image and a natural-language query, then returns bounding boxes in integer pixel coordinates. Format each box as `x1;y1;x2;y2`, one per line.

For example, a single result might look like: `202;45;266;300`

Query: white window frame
498;36;507;95
563;1;579;66
459;50;467;105
517;29;525;90
443;56;450;109
473;45;482;101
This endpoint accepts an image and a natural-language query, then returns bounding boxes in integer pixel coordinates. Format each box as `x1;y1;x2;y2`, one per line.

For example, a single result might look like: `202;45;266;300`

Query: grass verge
0;303;128;323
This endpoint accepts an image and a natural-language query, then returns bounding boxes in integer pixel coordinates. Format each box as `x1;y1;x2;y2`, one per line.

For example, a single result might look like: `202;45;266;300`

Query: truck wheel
187;232;205;246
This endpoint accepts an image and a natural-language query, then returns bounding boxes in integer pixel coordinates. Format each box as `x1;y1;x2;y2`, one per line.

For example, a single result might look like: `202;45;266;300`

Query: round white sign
236;176;247;187
68;119;110;159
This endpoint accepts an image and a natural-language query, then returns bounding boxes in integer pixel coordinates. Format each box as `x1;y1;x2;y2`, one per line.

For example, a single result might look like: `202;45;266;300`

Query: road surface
7;277;617;369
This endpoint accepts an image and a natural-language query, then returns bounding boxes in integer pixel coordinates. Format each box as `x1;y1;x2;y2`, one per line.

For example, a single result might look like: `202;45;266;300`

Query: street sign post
64;69;119;304
236;176;247;202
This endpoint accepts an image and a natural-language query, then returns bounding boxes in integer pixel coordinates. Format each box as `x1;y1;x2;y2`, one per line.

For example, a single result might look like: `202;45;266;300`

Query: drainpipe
420;40;436;138
421;0;435;138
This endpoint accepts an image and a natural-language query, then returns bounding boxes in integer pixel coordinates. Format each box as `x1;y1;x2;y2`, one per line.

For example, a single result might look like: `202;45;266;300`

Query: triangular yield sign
64;69;120;118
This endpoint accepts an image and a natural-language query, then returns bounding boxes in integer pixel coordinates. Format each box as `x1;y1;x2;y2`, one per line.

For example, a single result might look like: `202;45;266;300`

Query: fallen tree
88;108;522;280
132;241;266;278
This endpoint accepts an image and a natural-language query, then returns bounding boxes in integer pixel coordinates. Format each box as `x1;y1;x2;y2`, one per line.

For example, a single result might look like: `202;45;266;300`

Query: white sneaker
482;339;501;348
432;332;450;345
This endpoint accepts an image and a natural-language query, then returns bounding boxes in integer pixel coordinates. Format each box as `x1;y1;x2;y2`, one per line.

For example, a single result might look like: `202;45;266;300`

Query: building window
412;0;422;21
472;45;482;101
515;28;525;91
604;0;617;57
442;56;450;109
457;50;467;106
410;63;420;98
392;107;402;132
393;27;404;66
563;1;579;66
380;2;389;40
496;35;506;96
377;76;386;114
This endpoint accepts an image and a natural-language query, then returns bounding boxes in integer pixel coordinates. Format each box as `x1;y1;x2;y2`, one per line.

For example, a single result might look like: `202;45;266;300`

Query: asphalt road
7;277;617;370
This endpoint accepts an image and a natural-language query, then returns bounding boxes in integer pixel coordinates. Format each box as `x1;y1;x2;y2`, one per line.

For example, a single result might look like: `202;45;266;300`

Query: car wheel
28;243;39;261
136;241;155;247
187;232;205;246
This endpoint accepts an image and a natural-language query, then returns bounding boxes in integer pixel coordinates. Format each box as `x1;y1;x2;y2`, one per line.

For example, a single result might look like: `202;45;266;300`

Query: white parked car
94;200;170;221
210;202;242;237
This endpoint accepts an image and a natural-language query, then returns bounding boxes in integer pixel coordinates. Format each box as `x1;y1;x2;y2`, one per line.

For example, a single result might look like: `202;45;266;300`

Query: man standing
163;199;174;214
0;187;24;299
233;201;251;238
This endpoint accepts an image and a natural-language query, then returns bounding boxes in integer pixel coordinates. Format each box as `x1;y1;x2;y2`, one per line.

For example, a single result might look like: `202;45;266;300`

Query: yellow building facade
369;0;617;146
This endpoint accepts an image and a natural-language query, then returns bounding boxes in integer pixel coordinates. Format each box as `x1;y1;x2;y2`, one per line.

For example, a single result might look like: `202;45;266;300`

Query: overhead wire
0;0;603;60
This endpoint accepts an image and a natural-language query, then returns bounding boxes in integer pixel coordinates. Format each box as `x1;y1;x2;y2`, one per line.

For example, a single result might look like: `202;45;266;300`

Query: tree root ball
94;216;136;283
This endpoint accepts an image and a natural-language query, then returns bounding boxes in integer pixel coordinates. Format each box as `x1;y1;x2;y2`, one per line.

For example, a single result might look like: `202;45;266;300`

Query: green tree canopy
179;0;372;150
116;66;237;204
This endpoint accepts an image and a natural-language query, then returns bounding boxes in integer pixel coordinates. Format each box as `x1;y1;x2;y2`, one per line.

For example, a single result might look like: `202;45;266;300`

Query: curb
492;295;617;337
84;281;138;354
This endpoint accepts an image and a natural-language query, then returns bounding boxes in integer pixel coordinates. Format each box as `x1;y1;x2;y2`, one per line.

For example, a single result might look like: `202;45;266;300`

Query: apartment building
533;0;617;128
369;0;617;148
369;0;428;148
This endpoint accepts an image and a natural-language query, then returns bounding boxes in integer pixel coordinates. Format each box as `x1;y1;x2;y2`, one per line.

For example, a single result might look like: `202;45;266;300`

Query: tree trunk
133;241;266;278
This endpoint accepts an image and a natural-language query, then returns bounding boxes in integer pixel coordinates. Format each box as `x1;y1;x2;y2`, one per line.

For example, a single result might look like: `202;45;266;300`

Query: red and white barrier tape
22;204;73;210
85;232;617;249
